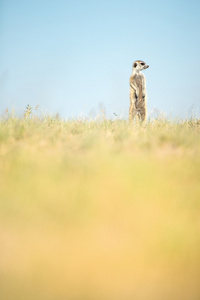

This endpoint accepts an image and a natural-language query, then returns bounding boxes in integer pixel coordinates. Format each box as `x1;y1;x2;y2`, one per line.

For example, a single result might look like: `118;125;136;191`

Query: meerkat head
133;60;149;72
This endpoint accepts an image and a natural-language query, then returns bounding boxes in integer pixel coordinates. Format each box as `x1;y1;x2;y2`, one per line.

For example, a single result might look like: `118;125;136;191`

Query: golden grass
0;114;200;300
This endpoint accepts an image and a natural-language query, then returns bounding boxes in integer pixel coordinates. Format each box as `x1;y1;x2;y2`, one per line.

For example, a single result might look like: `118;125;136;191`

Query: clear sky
0;0;200;119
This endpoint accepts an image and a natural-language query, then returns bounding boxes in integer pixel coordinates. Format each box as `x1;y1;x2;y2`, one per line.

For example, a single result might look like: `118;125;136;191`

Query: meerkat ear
133;62;137;68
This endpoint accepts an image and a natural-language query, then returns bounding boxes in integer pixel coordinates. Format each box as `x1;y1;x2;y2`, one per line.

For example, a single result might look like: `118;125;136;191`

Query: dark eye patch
141;62;145;66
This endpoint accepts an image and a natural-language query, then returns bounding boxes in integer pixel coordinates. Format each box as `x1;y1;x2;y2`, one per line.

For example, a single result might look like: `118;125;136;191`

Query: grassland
0;112;200;300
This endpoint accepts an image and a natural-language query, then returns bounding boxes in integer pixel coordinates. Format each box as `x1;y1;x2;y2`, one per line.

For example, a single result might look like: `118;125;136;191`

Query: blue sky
0;0;200;119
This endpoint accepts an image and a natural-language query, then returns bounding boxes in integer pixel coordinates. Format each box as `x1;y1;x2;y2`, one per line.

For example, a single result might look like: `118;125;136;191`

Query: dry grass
0;112;200;300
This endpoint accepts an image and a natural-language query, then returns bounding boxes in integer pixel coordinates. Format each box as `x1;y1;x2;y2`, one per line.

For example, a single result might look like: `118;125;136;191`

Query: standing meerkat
129;60;149;123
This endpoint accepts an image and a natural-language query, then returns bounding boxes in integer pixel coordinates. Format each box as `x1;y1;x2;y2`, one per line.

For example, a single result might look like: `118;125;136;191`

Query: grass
0;112;200;300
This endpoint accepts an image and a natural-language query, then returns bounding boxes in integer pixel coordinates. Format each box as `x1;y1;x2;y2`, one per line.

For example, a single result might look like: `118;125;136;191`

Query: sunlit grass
0;112;200;300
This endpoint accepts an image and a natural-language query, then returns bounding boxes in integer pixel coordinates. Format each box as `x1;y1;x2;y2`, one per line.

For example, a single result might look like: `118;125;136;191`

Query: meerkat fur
129;60;149;123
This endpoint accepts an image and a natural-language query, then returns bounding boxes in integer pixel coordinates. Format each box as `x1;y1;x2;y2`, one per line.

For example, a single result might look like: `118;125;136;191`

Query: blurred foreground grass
0;114;200;300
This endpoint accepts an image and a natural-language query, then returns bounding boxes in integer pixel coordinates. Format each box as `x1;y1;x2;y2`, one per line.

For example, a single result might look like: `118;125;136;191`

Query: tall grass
0;112;200;300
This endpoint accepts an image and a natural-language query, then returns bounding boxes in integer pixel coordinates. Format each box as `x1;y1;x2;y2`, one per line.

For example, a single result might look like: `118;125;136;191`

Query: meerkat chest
134;74;144;87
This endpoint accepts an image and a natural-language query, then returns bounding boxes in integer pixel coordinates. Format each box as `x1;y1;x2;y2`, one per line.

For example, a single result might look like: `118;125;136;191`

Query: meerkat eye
141;62;145;66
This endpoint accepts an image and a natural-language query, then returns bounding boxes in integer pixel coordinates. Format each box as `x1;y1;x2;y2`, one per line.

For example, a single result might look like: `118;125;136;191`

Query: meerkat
129;60;149;123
